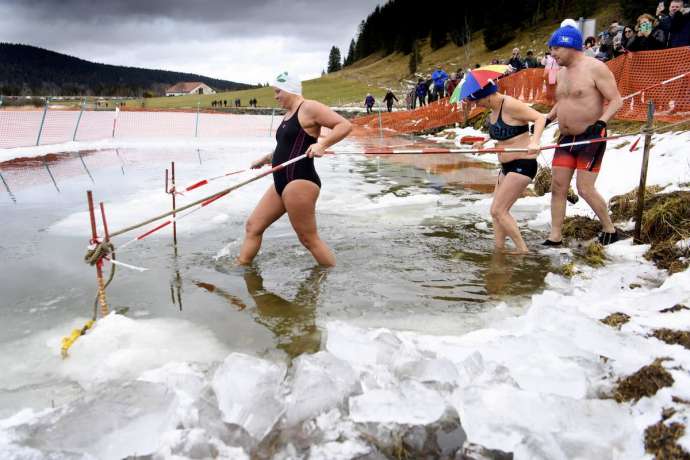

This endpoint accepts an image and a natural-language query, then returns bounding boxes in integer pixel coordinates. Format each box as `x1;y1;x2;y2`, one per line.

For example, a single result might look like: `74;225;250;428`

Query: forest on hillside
336;0;655;67
0;43;254;97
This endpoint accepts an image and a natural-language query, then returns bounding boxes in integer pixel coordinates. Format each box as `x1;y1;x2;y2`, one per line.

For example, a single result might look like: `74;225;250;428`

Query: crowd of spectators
364;1;689;113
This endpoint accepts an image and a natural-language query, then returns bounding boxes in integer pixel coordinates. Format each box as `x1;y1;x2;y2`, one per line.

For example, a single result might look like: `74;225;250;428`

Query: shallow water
0;134;558;412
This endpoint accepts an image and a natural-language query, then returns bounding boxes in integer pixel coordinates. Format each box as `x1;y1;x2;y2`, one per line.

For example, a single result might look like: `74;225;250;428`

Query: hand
306;142;326;158
585;120;607;137
250;156;267;169
526;141;540;157
656;3;664;15
472;141;485;150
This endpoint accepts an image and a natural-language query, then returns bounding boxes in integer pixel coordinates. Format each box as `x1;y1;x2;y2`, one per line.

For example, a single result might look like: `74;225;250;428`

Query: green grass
130;75;386;110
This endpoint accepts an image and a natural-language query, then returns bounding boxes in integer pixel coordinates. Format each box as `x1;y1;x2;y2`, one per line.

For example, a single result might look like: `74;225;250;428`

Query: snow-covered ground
1;127;689;458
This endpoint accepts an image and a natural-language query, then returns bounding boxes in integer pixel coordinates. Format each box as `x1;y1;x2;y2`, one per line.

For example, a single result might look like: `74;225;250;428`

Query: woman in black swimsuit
237;72;351;267
466;83;546;253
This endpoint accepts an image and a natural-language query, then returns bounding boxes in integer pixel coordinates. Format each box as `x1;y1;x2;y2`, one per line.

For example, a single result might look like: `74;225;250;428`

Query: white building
165;82;216;96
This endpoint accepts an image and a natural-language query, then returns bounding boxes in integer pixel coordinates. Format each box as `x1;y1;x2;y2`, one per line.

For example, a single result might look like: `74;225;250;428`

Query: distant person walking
364;93;375;113
431;65;448;100
383;89;398;112
415;79;428;107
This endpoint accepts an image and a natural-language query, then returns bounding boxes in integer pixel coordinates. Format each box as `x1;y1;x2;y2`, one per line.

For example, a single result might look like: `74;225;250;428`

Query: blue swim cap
548;25;583;50
466;82;498;101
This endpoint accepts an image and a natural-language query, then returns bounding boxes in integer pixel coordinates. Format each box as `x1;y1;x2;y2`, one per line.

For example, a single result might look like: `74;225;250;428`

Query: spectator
490;58;500;64
431;65;449;99
364;93;375;113
383;89;398;112
425;75;435;102
583;36;598;57
446;72;460;99
658;0;690;48
598;21;623;60
224;99;227;107
628;14;667;51
405;89;413;109
474;63;481;68
507;48;525;70
542;49;559;101
620;26;635;50
415;78;428;107
523;50;539;68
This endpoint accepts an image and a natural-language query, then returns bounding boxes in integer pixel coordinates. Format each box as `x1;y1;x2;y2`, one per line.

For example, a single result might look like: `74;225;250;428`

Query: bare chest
556;70;597;100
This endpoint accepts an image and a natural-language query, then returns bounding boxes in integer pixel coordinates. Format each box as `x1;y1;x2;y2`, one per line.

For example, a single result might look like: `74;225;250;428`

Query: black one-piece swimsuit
272;102;321;196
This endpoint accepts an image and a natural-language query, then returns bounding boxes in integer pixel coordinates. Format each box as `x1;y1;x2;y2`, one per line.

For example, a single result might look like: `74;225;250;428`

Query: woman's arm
302;101;352;157
251;150;274;169
498;98;547;161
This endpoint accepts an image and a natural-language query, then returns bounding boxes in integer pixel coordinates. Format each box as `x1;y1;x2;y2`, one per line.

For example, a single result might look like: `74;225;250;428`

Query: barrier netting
351;47;690;136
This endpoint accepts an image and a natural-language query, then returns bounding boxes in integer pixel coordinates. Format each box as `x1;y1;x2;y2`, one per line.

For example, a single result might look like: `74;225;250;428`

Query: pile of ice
1;238;689;458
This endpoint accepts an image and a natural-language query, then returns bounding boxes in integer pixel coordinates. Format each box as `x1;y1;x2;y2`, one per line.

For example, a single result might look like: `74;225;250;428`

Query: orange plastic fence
351;47;690;135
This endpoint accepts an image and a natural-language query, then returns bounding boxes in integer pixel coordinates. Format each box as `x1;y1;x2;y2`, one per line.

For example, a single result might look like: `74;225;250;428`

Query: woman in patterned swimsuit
237;72;352;267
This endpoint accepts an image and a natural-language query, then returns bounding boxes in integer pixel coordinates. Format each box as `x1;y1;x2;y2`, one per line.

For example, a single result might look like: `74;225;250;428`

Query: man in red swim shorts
544;25;623;246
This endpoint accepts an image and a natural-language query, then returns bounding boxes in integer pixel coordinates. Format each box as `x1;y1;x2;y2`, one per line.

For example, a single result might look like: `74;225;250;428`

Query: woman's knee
296;231;319;249
245;218;265;237
490;204;504;220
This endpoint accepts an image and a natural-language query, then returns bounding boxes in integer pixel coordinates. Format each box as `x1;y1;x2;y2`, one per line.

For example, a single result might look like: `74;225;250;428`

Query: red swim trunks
552;130;606;173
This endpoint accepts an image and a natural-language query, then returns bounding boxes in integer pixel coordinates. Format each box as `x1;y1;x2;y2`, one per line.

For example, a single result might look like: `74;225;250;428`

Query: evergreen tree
408;40;422;75
327;46;342;73
344;39;356;66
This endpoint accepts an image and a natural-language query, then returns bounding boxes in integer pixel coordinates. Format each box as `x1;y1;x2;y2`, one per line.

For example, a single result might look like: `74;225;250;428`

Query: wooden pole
171;161;178;252
633;101;655;244
87;191;109;317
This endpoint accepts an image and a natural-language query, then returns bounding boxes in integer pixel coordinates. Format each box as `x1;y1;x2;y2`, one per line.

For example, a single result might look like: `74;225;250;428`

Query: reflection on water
194;266;325;358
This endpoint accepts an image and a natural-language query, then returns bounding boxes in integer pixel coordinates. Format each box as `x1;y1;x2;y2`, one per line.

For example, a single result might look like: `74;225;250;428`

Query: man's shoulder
584;55;612;74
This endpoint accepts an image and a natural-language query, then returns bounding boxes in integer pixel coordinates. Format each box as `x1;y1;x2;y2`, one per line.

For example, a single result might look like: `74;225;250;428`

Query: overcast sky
0;0;383;84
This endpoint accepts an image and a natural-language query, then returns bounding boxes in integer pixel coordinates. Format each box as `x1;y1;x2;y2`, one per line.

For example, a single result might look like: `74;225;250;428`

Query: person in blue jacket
415;79;428;107
431;65;449;99
364;93;375;113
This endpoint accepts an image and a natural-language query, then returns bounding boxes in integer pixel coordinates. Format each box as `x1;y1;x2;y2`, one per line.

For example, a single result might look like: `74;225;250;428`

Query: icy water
0;131;559;456
0;141;555;345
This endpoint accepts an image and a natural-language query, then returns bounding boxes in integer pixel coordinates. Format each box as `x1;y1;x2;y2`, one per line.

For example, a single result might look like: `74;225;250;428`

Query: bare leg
492;174;508;249
576;170;615;233
237;186;286;265
548;166;575;242
282;180;335;267
490;172;531;253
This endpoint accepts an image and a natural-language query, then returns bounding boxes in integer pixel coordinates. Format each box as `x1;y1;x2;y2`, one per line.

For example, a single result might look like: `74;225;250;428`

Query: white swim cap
272;71;302;95
561;18;579;29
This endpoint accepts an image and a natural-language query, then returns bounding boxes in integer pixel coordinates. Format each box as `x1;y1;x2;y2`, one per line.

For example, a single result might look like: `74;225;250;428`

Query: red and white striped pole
110;153;308;245
327;133;633;156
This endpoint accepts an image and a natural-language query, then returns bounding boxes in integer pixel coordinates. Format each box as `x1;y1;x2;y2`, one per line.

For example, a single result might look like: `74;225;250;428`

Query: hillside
134;3;622;110
0;43;254;97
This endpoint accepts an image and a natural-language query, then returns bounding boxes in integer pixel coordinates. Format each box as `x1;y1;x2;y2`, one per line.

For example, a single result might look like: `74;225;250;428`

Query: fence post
36;97;50;146
377;101;383;139
194;100;200;138
72;98;86;142
269;107;275;136
633;100;655;244
111;107;119;138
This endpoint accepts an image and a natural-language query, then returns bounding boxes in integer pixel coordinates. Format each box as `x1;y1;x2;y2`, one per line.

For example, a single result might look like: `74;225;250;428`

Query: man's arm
593;61;622;123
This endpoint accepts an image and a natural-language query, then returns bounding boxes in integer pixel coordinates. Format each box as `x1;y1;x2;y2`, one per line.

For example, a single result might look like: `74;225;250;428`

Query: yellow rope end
60;320;95;359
